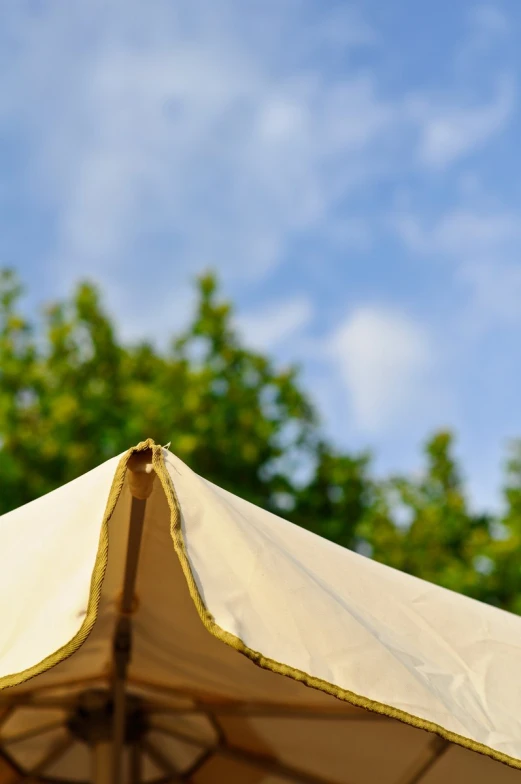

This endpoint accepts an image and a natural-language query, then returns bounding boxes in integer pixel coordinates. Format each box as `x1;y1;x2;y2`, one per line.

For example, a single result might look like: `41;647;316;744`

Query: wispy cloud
235;295;314;351
1;1;514;306
0;0;394;309
326;306;435;434
409;74;515;169
391;200;521;331
392;207;521;257
458;260;521;334
466;5;509;48
402;4;514;170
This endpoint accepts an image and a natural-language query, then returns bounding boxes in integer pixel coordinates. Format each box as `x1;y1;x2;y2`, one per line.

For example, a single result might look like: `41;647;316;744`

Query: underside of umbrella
1;440;521;783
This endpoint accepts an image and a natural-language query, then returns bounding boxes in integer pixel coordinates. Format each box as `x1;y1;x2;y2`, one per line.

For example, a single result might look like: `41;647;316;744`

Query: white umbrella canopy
1;438;521;784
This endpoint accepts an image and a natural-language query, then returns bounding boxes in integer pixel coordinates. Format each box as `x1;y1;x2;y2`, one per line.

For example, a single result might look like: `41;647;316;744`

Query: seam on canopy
0;438;156;692
152;445;521;774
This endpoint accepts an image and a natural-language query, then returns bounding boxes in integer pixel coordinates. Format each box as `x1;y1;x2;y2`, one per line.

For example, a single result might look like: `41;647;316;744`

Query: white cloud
324;217;373;252
306;4;378;50
410;74;515;169
458;260;521;333
391;205;521;334
235;295;314;352
0;0;393;316
393;208;521;257
327;306;434;434
453;5;509;75
467;5;508;44
410;5;514;170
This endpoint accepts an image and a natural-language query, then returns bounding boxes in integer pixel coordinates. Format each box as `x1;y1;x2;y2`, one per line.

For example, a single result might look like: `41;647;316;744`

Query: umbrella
1;438;520;783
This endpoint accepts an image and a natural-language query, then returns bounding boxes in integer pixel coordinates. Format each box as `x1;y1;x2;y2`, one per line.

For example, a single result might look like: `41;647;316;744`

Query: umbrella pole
111;449;155;784
92;741;113;784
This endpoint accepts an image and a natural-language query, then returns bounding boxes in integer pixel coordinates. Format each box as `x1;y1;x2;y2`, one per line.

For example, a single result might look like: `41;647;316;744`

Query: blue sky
1;0;521;513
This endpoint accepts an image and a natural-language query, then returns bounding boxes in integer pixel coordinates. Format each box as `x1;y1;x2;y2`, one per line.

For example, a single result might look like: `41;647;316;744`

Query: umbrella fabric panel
1;441;521;782
129;481;372;707
162;449;521;761
0;527;518;781
0;453;122;683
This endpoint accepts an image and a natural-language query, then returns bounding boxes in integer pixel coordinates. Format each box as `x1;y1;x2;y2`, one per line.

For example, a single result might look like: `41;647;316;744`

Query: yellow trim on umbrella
2;439;520;773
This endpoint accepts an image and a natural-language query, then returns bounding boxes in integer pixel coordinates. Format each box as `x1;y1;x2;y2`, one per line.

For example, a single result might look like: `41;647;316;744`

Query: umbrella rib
141;737;182;780
4;674;108;697
128;677;199;701
129;677;385;720
3;720;65;745
0;706;15;728
150;725;213;751
206;711;226;745
147;702;386;720
219;745;347;784
212;706;388;721
401;738;451;784
0;745;25;778
179;748;213;781
148;723;216;779
28;735;74;775
0;696;76;710
39;778;89;784
152;724;351;784
148;779;185;784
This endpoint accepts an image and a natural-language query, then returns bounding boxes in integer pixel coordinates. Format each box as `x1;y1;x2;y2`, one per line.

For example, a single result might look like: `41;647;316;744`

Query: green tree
290;441;373;551
359;431;494;601
0;269;371;539
0;267;516;613
477;441;521;614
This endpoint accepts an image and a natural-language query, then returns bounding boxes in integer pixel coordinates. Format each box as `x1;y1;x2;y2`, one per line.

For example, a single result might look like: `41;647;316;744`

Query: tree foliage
1;268;520;612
